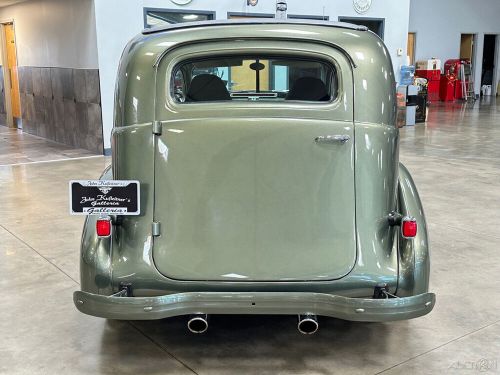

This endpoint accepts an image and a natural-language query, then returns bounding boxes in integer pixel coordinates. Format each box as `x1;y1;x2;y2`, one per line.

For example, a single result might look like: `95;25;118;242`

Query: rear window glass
171;55;338;103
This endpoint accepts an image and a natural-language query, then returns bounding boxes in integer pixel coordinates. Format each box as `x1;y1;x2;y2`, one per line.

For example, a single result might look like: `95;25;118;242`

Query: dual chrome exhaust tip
187;314;209;334
297;314;319;335
187;313;319;335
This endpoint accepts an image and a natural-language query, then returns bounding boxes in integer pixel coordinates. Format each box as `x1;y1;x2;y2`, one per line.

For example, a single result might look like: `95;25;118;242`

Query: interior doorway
338;17;385;40
407;32;416;65
460;34;475;60
481;34;496;90
0;22;21;128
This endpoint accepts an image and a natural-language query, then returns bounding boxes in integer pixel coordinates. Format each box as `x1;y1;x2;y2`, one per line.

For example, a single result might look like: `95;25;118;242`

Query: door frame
459;32;479;96
0;19;17;128
484;33;500;96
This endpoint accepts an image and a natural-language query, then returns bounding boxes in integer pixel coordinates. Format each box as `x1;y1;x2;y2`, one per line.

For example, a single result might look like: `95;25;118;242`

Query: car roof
142;18;368;35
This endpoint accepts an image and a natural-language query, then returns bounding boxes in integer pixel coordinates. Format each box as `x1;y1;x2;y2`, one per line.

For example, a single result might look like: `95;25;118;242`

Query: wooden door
407;33;416;65
460;34;474;60
5;23;20;119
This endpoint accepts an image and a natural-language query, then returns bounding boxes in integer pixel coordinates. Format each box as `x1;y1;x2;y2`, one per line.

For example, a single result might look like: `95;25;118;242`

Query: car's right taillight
402;217;417;238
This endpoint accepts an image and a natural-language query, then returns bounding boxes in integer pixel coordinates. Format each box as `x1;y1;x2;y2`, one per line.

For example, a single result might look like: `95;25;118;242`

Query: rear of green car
74;20;434;331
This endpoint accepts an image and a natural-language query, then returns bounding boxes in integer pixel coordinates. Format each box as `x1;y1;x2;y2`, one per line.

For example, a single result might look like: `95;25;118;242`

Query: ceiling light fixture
170;0;193;5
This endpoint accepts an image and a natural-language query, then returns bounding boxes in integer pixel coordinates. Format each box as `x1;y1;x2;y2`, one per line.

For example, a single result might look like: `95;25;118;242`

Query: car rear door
151;40;356;282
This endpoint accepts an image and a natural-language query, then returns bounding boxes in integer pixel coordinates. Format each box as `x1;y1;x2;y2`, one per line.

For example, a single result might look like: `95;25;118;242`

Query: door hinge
152;221;161;237
153;121;162;135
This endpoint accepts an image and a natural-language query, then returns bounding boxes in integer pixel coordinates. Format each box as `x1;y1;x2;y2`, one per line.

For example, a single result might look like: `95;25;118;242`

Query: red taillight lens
96;217;111;237
402;217;417;238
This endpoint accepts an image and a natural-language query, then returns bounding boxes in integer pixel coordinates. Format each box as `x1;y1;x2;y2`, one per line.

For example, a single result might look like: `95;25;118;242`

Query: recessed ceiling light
183;14;199;20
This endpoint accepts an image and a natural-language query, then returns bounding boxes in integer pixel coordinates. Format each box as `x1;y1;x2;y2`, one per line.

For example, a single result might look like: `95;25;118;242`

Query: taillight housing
96;216;112;237
402;217;417;238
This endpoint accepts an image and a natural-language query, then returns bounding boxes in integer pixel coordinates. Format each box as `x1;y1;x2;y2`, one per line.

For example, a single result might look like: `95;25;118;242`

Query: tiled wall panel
14;66;103;154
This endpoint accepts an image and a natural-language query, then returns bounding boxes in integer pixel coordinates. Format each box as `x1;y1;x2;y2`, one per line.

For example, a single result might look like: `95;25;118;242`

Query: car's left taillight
96;216;111;237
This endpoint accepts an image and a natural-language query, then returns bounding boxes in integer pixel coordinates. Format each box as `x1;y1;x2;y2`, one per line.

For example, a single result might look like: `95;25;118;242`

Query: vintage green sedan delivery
74;19;435;334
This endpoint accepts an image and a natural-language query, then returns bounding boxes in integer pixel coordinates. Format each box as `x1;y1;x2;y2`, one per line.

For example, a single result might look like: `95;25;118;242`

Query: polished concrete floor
1;98;500;374
0;125;98;166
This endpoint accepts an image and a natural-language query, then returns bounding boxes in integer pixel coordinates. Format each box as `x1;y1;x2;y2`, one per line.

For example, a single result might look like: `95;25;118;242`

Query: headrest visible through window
286;77;330;101
186;74;231;102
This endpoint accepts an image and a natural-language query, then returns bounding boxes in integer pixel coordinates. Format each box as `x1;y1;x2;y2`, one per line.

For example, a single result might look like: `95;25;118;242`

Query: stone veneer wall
18;67;104;154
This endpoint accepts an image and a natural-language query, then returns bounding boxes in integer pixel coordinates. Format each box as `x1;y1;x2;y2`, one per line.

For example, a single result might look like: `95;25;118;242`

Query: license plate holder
69;180;140;215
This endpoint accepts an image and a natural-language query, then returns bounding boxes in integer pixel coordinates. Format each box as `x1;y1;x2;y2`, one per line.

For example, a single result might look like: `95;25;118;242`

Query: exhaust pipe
187;314;208;334
297;314;318;335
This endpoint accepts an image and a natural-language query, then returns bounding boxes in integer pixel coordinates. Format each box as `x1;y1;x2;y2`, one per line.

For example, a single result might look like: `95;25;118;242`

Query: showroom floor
0;125;99;166
1;98;499;375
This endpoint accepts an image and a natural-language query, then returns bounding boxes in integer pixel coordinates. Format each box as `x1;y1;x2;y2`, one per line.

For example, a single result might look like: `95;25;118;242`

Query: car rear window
171;55;338;103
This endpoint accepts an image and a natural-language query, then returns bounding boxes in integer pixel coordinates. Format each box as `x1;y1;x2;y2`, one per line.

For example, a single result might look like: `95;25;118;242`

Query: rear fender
80;166;114;295
397;163;430;296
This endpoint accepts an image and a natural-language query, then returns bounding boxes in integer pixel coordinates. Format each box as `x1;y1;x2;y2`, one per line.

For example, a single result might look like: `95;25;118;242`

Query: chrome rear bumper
74;290;435;322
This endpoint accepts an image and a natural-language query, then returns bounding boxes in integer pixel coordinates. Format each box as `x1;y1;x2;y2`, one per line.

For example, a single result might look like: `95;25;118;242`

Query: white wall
0;0;98;68
94;0;410;150
409;0;500;96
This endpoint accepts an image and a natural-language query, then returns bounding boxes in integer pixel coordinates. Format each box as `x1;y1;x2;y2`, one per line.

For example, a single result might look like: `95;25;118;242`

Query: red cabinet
455;80;464;100
415;69;441;81
415;61;442;102
440;75;456;101
441;59;470;101
427;80;440;102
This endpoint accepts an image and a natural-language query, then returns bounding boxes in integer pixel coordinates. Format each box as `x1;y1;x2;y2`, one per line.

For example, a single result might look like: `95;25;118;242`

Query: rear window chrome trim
170;53;339;105
154;39;354;120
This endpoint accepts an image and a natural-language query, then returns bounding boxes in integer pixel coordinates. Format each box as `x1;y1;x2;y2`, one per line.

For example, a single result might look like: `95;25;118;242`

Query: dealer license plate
69;180;140;215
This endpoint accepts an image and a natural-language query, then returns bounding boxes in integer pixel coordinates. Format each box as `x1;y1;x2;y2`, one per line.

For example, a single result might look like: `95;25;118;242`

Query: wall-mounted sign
353;0;372;14
170;0;193;5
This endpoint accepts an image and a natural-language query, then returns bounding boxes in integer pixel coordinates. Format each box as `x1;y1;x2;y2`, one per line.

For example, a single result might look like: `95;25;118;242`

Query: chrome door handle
314;135;351;144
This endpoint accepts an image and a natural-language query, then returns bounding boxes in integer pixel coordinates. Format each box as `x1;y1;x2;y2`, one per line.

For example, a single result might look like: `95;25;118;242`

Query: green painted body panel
114;22;395;128
397;163;431;297
77;21;432;321
153;118;356;281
